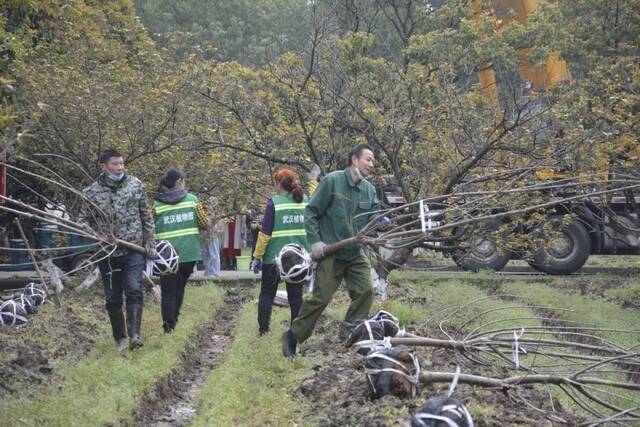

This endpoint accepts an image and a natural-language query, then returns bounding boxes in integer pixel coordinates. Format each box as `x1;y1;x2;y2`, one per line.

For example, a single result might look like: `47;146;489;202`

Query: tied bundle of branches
387;296;640;424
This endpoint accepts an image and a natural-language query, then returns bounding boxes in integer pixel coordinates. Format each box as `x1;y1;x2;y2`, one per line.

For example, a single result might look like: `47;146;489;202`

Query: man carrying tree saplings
79;148;156;351
283;143;381;357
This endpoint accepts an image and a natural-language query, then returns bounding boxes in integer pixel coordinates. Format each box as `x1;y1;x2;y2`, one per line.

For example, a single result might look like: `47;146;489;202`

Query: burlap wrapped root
345;311;401;355
364;345;420;399
411;395;474;427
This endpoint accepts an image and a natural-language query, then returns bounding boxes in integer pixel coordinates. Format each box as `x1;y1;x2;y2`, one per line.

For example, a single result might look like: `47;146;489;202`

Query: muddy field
0;287;108;396
1;263;638;425
133;289;247;426
297;294;582;426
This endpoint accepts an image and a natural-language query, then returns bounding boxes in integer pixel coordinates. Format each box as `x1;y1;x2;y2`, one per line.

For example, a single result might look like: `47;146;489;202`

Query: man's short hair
348;143;374;165
99;148;123;164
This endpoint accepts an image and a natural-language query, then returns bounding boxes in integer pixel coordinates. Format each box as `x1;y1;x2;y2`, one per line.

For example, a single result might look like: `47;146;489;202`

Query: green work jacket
305;167;380;261
263;193;310;264
154;193;202;263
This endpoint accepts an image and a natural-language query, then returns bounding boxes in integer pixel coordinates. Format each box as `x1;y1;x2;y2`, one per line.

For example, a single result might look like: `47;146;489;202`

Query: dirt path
132;289;246;426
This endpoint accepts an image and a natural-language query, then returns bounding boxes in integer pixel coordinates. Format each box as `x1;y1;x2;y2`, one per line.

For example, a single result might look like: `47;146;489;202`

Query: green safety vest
154;193;202;263
263;193;311;264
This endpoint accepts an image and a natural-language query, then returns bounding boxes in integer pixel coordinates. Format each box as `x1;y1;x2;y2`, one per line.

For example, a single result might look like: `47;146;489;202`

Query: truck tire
529;216;590;275
452;234;511;272
71;252;95;279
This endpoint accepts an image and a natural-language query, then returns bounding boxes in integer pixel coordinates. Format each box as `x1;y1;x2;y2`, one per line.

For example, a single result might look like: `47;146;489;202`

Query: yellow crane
472;0;637;176
473;0;570;104
450;1;640;275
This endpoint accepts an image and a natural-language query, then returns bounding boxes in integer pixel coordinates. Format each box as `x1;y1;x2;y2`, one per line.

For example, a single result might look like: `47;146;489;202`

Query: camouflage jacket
79;173;155;257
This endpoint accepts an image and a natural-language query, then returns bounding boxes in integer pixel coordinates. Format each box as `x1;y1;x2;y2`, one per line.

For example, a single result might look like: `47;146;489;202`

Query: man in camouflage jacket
79;148;155;351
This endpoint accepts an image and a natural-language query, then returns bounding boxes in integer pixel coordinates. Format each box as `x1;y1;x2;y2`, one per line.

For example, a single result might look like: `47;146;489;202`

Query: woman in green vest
252;168;310;335
154;168;208;333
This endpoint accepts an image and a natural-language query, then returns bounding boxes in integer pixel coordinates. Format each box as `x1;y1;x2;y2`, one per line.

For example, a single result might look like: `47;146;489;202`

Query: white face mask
108;172;125;181
354;158;367;181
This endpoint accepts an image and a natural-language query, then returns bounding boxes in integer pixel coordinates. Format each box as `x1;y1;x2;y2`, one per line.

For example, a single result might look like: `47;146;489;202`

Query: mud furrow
131;289;246;426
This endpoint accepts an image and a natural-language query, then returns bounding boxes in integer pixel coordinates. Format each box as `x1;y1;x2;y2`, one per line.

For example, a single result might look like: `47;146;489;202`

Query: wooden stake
14;218;61;308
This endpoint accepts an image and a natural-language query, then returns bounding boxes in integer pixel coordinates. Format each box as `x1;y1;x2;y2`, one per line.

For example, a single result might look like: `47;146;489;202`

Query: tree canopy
1;0;638;218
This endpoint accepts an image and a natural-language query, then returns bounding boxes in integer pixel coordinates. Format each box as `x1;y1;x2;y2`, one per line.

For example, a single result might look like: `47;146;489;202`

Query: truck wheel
71;252;95;279
530;217;590;275
452;235;511;272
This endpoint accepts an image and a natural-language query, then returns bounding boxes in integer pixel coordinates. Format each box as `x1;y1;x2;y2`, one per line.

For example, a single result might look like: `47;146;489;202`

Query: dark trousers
258;263;303;333
160;261;196;331
97;252;145;312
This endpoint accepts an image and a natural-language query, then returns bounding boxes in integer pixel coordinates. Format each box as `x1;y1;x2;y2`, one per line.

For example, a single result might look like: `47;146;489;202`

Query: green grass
388;270;539;332
501;279;640;413
606;282;640;307
503;280;640;348
0;284;225;427
583;255;640;269
3;267;638;425
193;297;318;426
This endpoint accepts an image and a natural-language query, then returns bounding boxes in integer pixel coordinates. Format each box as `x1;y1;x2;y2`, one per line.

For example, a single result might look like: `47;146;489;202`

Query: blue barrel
9;239;31;266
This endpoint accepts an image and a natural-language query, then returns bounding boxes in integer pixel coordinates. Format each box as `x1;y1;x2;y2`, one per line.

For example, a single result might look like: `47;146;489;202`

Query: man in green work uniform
283;144;380;357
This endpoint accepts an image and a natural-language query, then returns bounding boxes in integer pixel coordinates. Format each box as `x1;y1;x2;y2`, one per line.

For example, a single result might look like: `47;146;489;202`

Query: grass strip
503;280;640;348
0;283;224;426
193;296;317;426
502;280;640;413
391;271;640;417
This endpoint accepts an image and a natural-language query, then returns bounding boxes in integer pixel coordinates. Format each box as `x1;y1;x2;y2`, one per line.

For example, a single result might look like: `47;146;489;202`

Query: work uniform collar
344;167;362;189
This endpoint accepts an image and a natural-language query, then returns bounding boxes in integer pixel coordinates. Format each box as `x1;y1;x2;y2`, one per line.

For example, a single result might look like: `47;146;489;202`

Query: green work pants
291;254;373;343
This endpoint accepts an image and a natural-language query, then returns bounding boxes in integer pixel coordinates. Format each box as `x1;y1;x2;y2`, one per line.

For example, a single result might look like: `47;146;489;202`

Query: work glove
251;258;262;274
144;240;158;260
377;216;391;231
311;241;327;261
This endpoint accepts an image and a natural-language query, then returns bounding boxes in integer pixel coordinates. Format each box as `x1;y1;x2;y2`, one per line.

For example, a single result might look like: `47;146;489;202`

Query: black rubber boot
126;303;144;350
282;329;297;358
108;310;127;351
338;321;356;344
163;321;174;334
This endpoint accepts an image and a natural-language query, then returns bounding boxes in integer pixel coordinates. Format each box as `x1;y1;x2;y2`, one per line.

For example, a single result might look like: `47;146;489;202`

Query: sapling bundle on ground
364;345;420;400
410;367;475;427
0;299;29;326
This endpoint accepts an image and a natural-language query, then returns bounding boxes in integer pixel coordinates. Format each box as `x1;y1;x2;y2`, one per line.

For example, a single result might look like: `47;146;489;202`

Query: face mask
354;158;367;181
108;172;125;182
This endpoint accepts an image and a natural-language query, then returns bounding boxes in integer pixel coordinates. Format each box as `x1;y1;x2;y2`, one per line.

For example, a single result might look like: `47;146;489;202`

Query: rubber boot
126;303;144;350
338;321;356;343
108;310;128;351
163;321;174;334
282;329;297;358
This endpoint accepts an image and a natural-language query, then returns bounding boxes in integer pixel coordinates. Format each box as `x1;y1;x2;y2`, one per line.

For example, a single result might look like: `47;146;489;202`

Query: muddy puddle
132;289;246;426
